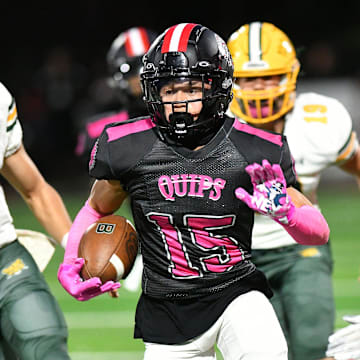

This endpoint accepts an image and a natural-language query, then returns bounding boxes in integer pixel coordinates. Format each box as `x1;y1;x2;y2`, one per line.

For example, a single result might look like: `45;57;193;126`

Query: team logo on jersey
299;247;321;258
2;258;28;278
96;223;116;234
158;174;226;201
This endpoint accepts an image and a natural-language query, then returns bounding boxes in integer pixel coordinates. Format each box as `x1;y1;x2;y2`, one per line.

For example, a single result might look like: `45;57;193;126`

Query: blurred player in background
227;21;360;360
75;26;158;166
75;27;158;292
0;82;72;359
58;23;330;359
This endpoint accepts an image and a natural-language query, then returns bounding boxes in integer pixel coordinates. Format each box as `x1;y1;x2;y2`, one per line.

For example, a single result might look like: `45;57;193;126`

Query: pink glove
58;258;121;301
58;200;121;301
235;159;329;245
235;159;294;224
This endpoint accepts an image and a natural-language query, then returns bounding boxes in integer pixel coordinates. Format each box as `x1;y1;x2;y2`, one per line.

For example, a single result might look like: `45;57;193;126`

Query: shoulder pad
230;119;296;186
233;121;284;147
105;116;156;142
86;110;129;139
89;116;157;180
0;82;13;109
0;83;16;129
285;92;355;169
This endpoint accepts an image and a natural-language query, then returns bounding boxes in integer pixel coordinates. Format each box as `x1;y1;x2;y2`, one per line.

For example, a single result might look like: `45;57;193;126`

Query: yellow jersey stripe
336;131;357;162
7;104;17;123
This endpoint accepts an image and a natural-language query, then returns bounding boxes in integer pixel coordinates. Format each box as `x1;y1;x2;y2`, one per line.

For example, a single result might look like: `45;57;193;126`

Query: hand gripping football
78;215;138;283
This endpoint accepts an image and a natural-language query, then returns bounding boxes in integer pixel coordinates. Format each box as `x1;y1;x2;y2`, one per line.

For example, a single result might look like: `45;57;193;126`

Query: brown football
78;214;138;283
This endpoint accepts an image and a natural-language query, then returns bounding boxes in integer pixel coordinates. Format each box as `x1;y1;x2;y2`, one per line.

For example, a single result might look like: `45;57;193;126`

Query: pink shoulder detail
86;111;129;138
106;117;155;142
233;120;283;146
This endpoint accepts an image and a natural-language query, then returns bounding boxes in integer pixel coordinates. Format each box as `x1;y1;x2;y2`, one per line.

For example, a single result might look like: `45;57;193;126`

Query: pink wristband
281;205;330;245
64;200;104;264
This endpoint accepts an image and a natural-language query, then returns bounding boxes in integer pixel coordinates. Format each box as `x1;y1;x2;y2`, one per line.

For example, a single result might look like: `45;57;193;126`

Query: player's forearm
24;181;72;244
279;205;329;245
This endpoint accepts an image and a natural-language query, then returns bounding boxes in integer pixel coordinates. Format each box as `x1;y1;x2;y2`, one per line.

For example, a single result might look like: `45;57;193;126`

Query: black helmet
107;27;158;94
141;23;234;147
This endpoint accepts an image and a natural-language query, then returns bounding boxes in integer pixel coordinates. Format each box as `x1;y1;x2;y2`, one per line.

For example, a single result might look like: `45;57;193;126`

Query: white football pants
144;290;288;360
123;255;143;292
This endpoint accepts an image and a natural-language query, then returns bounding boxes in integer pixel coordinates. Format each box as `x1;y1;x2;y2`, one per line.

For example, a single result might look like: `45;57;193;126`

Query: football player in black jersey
58;23;330;360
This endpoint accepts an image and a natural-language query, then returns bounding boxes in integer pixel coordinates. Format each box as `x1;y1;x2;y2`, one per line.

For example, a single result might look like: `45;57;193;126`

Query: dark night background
1;1;360;185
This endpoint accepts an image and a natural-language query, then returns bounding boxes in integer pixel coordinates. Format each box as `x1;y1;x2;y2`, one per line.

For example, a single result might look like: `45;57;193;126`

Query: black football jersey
89;115;296;300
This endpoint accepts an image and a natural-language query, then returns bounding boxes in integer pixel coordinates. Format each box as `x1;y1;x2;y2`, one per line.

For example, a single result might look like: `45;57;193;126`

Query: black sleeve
88;117;159;181
279;136;297;188
88;130;115;180
232;127;297;188
234;131;297;188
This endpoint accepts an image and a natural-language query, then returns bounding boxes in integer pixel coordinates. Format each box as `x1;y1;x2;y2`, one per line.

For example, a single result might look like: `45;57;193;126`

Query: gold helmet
227;22;300;124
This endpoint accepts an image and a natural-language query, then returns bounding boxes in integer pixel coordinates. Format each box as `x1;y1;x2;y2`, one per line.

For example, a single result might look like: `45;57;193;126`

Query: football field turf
10;184;360;359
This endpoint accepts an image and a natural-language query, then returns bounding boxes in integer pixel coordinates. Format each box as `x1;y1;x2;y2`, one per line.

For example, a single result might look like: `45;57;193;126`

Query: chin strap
168;112;194;139
164;112;224;149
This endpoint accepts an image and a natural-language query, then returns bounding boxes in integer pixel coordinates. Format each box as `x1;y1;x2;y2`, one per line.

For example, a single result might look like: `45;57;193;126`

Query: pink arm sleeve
64;200;104;264
280;205;330;245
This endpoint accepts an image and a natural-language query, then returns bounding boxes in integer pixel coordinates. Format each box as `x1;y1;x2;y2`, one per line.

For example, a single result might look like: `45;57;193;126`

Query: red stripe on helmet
161;25;176;53
161;23;198;53
178;23;197;52
124;27;151;57
139;27;151;51
124;31;134;56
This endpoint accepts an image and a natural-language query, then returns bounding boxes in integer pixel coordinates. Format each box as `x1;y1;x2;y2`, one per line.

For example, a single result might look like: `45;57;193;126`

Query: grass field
8;183;360;359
